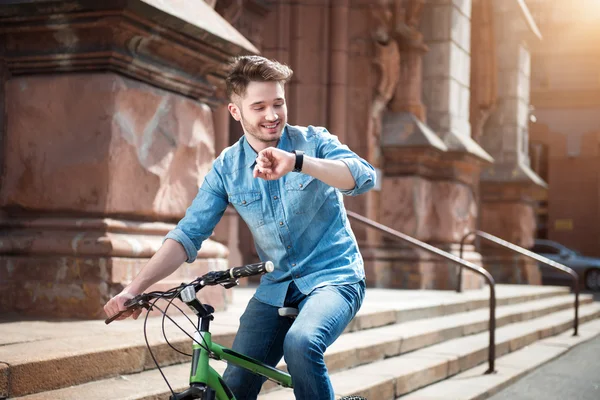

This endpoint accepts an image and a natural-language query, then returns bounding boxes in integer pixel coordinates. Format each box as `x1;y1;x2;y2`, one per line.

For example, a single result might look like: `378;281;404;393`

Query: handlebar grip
229;261;274;279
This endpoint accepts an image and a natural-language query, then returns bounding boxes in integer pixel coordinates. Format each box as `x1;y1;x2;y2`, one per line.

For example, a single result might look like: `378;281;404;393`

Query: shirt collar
241;125;290;169
242;136;258;169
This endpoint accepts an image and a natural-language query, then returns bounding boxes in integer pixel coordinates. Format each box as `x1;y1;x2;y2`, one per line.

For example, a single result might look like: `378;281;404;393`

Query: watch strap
292;150;304;172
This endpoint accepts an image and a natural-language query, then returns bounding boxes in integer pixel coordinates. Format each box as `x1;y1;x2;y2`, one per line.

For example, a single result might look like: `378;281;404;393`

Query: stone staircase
1;285;599;400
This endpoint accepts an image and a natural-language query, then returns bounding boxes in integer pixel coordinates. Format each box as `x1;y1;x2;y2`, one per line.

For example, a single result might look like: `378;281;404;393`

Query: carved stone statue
470;0;497;142
368;0;428;164
405;0;424;29
369;40;400;166
368;2;402;166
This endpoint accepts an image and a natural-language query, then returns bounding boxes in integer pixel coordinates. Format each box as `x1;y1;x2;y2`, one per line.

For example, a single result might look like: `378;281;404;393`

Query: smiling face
228;81;287;151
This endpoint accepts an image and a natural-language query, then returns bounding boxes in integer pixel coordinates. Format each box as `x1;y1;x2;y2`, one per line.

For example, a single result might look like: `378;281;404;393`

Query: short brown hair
226;55;293;100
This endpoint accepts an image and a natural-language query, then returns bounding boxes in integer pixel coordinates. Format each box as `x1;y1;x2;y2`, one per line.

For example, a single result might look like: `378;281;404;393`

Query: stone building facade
1;0;549;318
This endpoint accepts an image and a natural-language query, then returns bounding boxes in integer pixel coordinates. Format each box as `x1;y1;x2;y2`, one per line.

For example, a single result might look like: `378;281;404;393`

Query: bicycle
106;261;367;400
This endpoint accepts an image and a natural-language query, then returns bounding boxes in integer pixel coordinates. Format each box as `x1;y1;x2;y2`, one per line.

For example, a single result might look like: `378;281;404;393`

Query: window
531;243;561;255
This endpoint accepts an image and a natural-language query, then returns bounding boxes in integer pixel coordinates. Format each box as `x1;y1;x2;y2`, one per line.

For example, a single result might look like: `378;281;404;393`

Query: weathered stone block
0;252;229;319
2;74;215;219
449;77;468;119
422;4;453;42
0;363;7;399
422;43;451;78
453;0;472;19
451;6;472;53
423;77;451;112
0;72;234;319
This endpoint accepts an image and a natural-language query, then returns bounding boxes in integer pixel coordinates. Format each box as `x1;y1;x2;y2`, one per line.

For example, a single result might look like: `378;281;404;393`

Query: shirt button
279;221;284;226
273;196;278;200
287;245;291;249
299;184;303;188
242;200;246;205
292;263;296;267
295;274;300;278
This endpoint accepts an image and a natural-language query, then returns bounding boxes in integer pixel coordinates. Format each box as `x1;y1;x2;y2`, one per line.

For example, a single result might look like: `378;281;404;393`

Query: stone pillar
421;0;491;161
333;0;479;290
364;0;491;290
478;0;546;284
0;0;258;319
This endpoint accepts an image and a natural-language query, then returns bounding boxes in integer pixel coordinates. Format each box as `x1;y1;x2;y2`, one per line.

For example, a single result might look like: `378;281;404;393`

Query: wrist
123;282;145;297
119;291;136;299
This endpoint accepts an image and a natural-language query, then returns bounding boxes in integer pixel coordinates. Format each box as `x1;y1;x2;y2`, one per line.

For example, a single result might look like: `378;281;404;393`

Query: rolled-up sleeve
163;165;228;262
314;126;376;196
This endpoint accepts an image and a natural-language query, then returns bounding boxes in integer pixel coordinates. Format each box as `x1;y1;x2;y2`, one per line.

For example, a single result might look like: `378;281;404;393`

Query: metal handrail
346;210;497;374
458;230;579;336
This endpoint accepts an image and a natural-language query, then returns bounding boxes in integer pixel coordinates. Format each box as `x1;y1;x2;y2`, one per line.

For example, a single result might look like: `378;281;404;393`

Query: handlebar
229;261;274;279
105;261;274;324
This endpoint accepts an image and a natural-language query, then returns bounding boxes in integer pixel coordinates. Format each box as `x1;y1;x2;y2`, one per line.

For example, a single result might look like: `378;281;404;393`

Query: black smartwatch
292;150;304;172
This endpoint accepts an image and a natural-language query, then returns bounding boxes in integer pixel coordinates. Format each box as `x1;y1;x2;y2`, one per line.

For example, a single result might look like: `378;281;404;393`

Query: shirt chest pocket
284;174;320;215
229;191;265;228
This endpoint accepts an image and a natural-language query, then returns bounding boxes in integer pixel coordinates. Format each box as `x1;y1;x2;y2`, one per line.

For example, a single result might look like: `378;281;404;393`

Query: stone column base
0;217;229;319
362;246;485;290
481;250;542;285
479;180;545;285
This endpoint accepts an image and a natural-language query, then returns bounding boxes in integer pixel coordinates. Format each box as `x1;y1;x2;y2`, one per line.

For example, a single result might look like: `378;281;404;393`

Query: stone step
7;292;591;400
344;285;570;333
0;285;569;398
258;302;600;400
259;292;588;393
399;318;600;400
336;293;586;364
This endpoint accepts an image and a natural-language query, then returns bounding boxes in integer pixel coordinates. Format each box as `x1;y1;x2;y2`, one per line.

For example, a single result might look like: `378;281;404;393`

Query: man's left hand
254;147;295;180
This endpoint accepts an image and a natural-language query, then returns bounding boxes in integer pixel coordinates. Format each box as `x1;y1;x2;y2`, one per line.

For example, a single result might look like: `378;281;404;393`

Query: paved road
489;293;600;400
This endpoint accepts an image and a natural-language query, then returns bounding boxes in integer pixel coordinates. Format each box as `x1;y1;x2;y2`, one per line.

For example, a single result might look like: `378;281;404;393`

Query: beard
240;114;285;145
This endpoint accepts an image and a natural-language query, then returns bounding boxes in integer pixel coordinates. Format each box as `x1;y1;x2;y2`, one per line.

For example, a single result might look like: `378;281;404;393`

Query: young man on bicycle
104;55;376;399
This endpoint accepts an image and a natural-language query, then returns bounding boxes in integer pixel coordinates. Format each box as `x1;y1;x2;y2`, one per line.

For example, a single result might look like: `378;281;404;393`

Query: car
530;239;600;291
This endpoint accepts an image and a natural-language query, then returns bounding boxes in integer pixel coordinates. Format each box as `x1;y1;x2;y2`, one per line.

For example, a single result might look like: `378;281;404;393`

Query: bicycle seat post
278;307;299;319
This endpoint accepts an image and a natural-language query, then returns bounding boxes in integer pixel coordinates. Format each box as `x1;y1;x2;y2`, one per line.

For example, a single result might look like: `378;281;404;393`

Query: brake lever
219;278;239;289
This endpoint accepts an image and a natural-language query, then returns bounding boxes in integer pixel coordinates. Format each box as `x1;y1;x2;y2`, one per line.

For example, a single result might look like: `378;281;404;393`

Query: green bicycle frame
189;329;293;400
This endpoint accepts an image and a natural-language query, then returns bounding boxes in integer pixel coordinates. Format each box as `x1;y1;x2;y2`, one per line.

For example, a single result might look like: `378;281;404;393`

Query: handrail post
460;230;580;337
573;276;579;336
488;281;496;374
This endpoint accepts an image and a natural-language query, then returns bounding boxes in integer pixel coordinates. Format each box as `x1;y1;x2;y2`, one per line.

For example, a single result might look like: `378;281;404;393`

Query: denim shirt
165;124;376;307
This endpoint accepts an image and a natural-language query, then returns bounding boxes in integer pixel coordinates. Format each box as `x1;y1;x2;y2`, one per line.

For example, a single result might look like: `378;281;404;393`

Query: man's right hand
104;291;142;321
103;239;188;322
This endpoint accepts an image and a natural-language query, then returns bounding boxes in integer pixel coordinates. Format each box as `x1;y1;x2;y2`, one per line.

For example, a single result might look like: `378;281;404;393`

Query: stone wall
0;0;257;318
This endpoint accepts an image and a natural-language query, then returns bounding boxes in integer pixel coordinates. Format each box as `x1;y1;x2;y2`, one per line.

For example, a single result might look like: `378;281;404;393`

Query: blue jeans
222;280;365;400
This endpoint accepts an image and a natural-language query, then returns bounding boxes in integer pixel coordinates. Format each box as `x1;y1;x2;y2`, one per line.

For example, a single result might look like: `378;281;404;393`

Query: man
104;55;376;399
